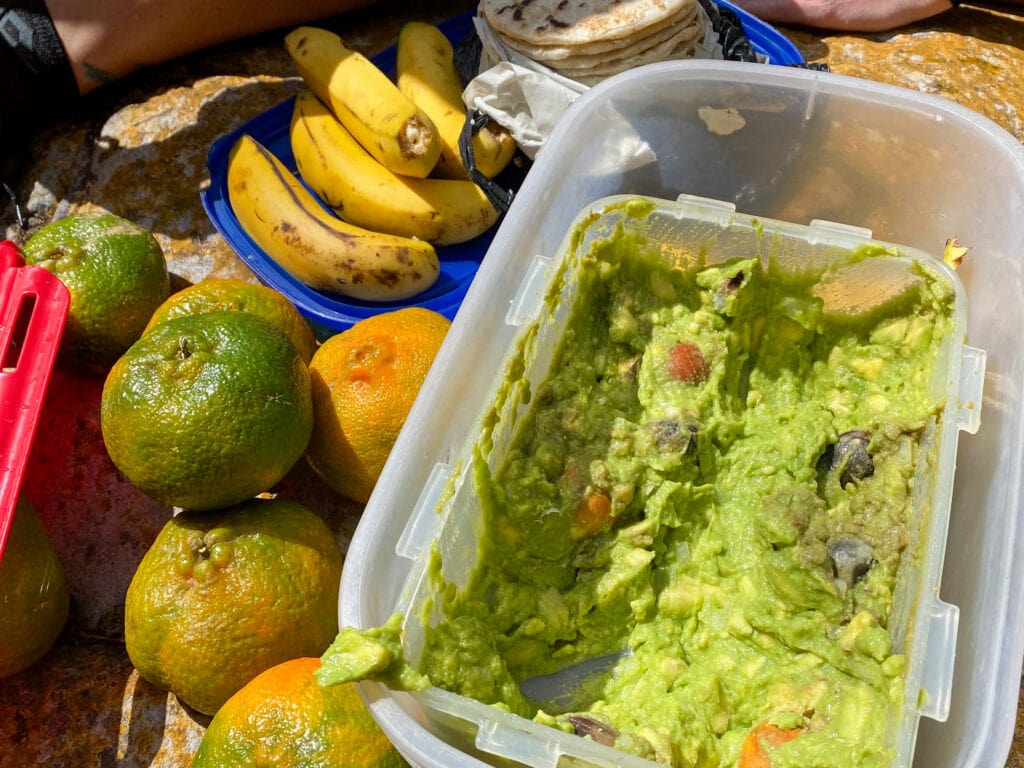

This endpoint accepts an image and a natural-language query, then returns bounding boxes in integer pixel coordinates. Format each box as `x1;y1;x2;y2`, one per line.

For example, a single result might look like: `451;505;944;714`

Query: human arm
46;0;381;95
729;0;1022;32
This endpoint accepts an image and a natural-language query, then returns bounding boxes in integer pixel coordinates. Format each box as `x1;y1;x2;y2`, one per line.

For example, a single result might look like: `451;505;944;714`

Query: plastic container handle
917;598;960;722
396;461;454;561
0;239;21;271
0;240;70;560
957;346;986;435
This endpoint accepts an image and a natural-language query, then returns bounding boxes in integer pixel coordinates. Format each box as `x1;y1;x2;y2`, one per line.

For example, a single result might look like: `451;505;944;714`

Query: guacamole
324;209;956;768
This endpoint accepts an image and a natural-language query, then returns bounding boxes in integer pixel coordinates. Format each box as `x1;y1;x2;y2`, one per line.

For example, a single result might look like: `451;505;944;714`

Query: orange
0;498;69;677
305;307;450;504
124;498;343;716
144;277;317;364
22;209;170;368
101;311;312;511
191;656;408;768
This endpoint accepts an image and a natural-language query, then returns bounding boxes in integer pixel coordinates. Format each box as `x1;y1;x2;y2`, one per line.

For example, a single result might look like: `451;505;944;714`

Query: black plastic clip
459;109;516;214
2;180;25;230
787;61;831;72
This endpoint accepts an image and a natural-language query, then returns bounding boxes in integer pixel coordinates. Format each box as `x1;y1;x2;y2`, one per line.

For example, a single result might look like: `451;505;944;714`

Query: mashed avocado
324;211;955;768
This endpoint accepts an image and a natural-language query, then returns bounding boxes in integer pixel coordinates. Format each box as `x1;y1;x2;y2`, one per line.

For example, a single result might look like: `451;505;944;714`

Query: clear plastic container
340;61;1024;768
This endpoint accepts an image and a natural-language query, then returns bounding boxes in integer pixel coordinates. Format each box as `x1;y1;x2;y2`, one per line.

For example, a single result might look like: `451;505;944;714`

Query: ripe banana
396;21;516;181
226;134;439;302
284;26;441;179
290;89;499;246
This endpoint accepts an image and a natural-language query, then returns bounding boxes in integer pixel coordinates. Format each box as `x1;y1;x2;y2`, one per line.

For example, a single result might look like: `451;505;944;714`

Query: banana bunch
226;134;439;302
225;21;518;303
291;89;498;246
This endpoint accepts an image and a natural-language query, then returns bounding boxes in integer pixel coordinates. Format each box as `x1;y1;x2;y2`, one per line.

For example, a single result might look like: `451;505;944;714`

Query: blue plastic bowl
201;7;803;336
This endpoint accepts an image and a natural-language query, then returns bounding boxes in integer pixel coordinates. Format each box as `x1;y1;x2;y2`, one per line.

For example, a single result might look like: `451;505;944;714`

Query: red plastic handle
0;239;23;270
0;240;70;561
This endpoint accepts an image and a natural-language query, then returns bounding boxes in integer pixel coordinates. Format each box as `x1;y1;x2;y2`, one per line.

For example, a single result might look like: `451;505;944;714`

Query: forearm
45;0;378;94
730;0;1015;32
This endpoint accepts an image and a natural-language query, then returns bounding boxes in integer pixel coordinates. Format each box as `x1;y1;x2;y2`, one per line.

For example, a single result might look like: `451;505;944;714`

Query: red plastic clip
0;240;69;561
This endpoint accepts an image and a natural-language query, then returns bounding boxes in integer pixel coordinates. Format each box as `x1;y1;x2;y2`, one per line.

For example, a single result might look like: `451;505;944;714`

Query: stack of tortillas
478;0;711;86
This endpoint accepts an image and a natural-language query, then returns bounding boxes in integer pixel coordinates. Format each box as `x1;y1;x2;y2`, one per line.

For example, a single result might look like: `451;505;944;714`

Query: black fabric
0;0;79;180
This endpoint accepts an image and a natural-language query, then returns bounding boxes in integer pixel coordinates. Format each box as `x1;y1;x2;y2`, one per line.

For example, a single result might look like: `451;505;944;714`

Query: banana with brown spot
290;89;499;246
226;134;439;301
285;26;441;179
397;21;517;180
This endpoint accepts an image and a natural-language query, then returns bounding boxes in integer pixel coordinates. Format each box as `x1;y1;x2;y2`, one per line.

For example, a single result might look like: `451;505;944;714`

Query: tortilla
541;8;702;72
496;3;697;61
480;0;696;47
567;42;700;85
